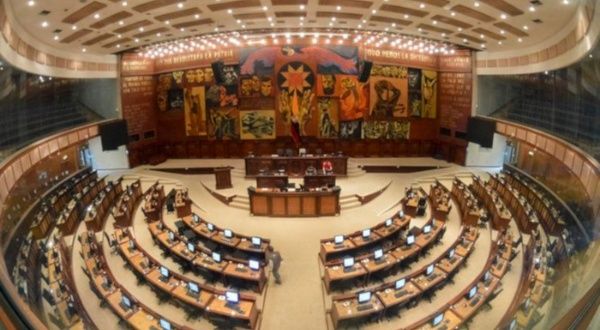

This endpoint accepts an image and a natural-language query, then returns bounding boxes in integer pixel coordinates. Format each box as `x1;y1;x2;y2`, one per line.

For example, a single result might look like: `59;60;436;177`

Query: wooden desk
256;173;289;189
413;267;447;292
375;281;421;309
142;183;165;221
330;294;384;329
403;187;427;217
319;214;410;263
430;181;451;220
409;309;462;330
303;172;336;189
214;167;233;190
207;294;260;329
174;189;192;218
324;263;368;292
248;186;340;217
245;154;348;177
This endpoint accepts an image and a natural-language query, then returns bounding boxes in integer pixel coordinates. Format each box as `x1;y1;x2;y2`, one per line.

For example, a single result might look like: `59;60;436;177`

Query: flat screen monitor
523;298;531;311
468;286;477;299
160;266;169;278
432;313;444;326
362;229;371;239
395;278;406;290
509;319;517;330
224;229;233;238
357;291;371;304
251;237;261;246
226;291;239;304
484;271;491;282
168;231;175;241
374;249;384;260
159;319;171;330
249;260;260;271
193;214;200;223
188;282;199;294
187;243;195;253
343;257;354;268
448;249;455;259
467;117;495;148
212;252;221;263
426;264;434;275
398;210;404;217
334;235;344;244
99;120;128;150
385;218;393;227
121;296;131;309
128;240;135;249
207;223;215;231
406;235;415;245
103;276;110;287
423;225;432;234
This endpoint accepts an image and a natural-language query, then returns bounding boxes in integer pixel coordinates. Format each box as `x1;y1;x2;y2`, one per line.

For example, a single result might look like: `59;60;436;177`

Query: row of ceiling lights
27;0;572;53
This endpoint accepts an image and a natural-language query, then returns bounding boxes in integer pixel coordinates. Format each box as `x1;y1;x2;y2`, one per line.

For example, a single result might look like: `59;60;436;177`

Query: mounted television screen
99;120;128;151
467;117;495;148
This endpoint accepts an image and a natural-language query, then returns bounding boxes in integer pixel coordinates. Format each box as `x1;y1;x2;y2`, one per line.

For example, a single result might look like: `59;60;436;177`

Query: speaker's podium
214;167;232;190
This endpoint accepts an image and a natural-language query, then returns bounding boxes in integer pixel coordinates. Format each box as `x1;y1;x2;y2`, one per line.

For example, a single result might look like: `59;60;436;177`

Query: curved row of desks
114;228;260;329
323;219;446;292
329;226;479;329
80;232;189;330
149;220;268;293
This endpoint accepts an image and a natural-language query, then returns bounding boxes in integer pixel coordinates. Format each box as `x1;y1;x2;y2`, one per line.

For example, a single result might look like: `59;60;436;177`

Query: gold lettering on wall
363;47;438;69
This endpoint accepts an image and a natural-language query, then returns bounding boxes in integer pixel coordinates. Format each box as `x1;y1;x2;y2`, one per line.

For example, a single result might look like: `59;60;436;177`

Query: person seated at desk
322;160;333;173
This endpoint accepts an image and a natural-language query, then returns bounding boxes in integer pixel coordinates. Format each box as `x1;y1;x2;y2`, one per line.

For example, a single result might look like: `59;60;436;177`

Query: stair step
229;202;249;210
341;201;362;209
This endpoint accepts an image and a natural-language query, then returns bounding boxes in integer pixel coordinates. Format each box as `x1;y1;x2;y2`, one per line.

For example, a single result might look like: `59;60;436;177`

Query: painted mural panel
337;75;368;121
369;77;408;119
422;70;438;119
184;86;207;136
240;110;276;140
318;98;339;138
207;108;239;140
408;68;422;117
340;120;362;139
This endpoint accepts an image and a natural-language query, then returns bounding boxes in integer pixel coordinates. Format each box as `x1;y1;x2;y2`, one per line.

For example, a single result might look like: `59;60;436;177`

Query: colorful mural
240;110;276;140
318;98;338;138
337;75;368;121
369;77;408;119
422;70;438;119
184;86;207;136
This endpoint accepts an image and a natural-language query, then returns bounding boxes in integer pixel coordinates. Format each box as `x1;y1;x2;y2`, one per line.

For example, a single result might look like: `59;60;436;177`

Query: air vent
39;10;50;16
532;19;543;23
53;29;62;33
530;0;543;5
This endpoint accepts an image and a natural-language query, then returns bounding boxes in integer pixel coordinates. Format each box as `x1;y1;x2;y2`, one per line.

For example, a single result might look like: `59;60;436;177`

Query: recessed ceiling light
93;13;100;19
139;27;144;32
117;34;122;38
27;1;35;7
165;20;170;25
121;1;127;6
41;21;48;28
116;44;121;48
451;12;456;16
71;25;77;30
82;48;86;52
500;13;507;19
529;6;536;12
419;3;425;9
227;9;232;14
53;35;59;40
372;9;377;14
177;2;183;9
474;1;480;7
119;20;124;25
518;38;522;42
523;25;529;30
300;5;305;10
195;14;200;19
404;14;409;19
135;38;139;43
336;6;341;11
262;6;267;11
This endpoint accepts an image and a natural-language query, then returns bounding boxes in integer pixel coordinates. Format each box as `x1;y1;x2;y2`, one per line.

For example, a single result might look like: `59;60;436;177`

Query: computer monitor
103;276;110;288
432;313;444;326
398;210;404;218
385;218;393;227
423;225;432;234
249;260;260;271
212;252;221;263
426;264;434;275
357;291;371;304
406;235;415;245
187;242;195;253
523;298;531;311
193;214;200;223
226;291;239;304
343;257;354;268
207;223;215;231
448;249;455;259
168;231;175;241
509;319;517;330
159;319;171;330
251;236;261;246
374;249;384;260
224;229;233;238
121;296;132;309
188;282;199;294
160;266;169;278
468;286;477;299
395;278;406;290
362;229;371;239
334;235;344;245
484;271;491;282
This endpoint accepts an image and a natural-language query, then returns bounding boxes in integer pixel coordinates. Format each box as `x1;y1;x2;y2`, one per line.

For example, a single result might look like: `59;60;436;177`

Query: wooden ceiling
6;0;579;55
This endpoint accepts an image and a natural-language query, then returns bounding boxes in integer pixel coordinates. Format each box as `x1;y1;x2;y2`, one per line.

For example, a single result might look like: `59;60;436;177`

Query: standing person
267;246;283;284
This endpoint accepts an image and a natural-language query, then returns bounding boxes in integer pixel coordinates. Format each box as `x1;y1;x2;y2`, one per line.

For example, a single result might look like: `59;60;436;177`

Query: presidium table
244;154;348;177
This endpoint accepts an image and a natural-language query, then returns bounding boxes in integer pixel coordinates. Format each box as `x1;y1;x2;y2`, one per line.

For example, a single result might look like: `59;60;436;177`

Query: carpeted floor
66;157;524;330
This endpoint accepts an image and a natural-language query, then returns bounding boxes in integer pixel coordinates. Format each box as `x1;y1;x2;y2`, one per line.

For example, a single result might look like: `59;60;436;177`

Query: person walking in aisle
267;246;283;284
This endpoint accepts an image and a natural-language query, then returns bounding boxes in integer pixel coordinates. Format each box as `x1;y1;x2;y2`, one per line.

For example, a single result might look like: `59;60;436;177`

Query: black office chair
285;148;294;156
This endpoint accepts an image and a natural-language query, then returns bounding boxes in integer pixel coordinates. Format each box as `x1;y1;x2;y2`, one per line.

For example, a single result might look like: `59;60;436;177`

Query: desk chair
285;148;294;157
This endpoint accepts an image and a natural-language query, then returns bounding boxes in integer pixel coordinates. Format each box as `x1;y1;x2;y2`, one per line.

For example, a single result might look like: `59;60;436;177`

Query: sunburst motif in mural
278;62;314;95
